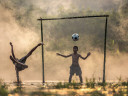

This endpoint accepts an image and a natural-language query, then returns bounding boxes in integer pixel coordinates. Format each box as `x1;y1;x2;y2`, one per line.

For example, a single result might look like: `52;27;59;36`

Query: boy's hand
38;42;44;46
87;52;91;56
10;42;13;46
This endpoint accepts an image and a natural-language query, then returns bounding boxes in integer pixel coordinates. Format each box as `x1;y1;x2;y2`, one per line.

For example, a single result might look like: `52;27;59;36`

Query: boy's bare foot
38;42;44;46
56;53;60;55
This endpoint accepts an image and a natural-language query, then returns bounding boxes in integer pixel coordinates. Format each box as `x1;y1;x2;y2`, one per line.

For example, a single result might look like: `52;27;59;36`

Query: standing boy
56;46;91;83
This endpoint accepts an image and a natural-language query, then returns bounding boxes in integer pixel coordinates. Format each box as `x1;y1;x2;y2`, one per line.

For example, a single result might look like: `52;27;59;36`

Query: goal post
37;15;109;84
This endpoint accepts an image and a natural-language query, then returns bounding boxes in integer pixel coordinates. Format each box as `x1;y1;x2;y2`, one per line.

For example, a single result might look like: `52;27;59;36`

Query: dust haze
0;0;128;82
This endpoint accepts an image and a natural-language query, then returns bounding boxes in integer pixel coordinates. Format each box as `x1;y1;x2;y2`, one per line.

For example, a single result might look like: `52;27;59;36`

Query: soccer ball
72;33;79;41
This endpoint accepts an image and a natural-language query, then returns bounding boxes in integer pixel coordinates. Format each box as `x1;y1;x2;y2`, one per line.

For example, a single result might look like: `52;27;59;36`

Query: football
72;33;79;41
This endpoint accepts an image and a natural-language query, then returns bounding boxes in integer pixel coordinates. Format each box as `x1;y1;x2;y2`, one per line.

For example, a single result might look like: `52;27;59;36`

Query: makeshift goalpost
37;15;109;84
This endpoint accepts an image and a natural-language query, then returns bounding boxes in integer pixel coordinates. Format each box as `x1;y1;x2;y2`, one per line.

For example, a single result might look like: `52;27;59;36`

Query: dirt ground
5;82;128;96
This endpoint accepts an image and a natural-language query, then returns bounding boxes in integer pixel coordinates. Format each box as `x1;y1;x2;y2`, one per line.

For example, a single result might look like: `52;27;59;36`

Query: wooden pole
40;19;45;84
37;15;109;21
103;17;108;83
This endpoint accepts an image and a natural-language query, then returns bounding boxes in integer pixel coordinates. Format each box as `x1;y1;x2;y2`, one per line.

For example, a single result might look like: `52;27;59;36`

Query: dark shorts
70;65;82;76
16;56;28;71
19;56;27;63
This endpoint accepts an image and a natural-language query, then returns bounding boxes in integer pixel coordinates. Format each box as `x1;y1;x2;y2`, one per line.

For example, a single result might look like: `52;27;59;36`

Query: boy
56;46;91;83
10;42;44;84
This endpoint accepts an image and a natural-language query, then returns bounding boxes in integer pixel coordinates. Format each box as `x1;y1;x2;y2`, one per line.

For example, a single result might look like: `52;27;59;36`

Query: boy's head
73;46;78;52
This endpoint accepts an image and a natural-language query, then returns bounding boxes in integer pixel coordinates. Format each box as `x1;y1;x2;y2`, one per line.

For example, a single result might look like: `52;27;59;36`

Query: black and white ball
72;33;79;41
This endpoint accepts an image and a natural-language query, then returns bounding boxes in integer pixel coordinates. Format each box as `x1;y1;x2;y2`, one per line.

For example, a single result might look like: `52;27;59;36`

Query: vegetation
10;86;25;95
86;77;96;88
30;91;59;96
54;82;82;89
87;91;105;96
0;78;127;96
0;80;8;96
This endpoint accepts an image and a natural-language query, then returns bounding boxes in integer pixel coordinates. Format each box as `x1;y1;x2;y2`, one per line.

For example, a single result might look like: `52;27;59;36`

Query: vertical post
103;17;108;83
40;19;45;84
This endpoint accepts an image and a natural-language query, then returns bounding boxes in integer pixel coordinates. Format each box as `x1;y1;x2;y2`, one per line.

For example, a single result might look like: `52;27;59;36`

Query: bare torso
71;53;80;66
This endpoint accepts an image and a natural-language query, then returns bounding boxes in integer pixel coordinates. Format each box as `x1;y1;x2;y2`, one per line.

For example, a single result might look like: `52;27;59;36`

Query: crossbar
37;15;109;21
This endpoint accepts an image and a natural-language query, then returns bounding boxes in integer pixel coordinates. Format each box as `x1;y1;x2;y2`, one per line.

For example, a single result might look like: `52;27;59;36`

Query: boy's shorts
70;65;82;76
16;56;28;71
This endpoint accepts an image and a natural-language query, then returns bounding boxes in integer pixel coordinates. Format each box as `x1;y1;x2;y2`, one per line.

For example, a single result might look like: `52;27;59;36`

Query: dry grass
1;78;128;96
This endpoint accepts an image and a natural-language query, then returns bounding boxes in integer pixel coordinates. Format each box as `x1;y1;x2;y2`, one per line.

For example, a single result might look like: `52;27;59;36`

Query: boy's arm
10;42;16;59
79;52;91;60
56;53;72;58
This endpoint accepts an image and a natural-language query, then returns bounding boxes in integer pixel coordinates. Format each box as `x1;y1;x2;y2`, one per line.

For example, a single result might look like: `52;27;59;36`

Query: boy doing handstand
10;42;44;84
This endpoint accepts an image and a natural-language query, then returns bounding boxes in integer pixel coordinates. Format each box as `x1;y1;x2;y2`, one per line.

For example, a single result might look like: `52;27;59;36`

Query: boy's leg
23;43;41;60
10;56;28;68
69;74;73;83
18;44;41;64
10;55;16;65
79;75;83;83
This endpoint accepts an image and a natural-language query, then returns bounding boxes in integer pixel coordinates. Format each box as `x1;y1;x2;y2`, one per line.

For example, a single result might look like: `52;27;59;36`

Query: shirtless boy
10;42;44;84
56;46;91;83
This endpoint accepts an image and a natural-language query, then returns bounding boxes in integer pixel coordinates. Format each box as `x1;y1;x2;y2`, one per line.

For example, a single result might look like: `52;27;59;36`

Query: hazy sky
0;0;121;15
31;0;121;15
0;0;128;82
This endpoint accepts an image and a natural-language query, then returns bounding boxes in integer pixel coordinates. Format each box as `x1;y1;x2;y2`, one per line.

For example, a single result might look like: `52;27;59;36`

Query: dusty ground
5;82;128;96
